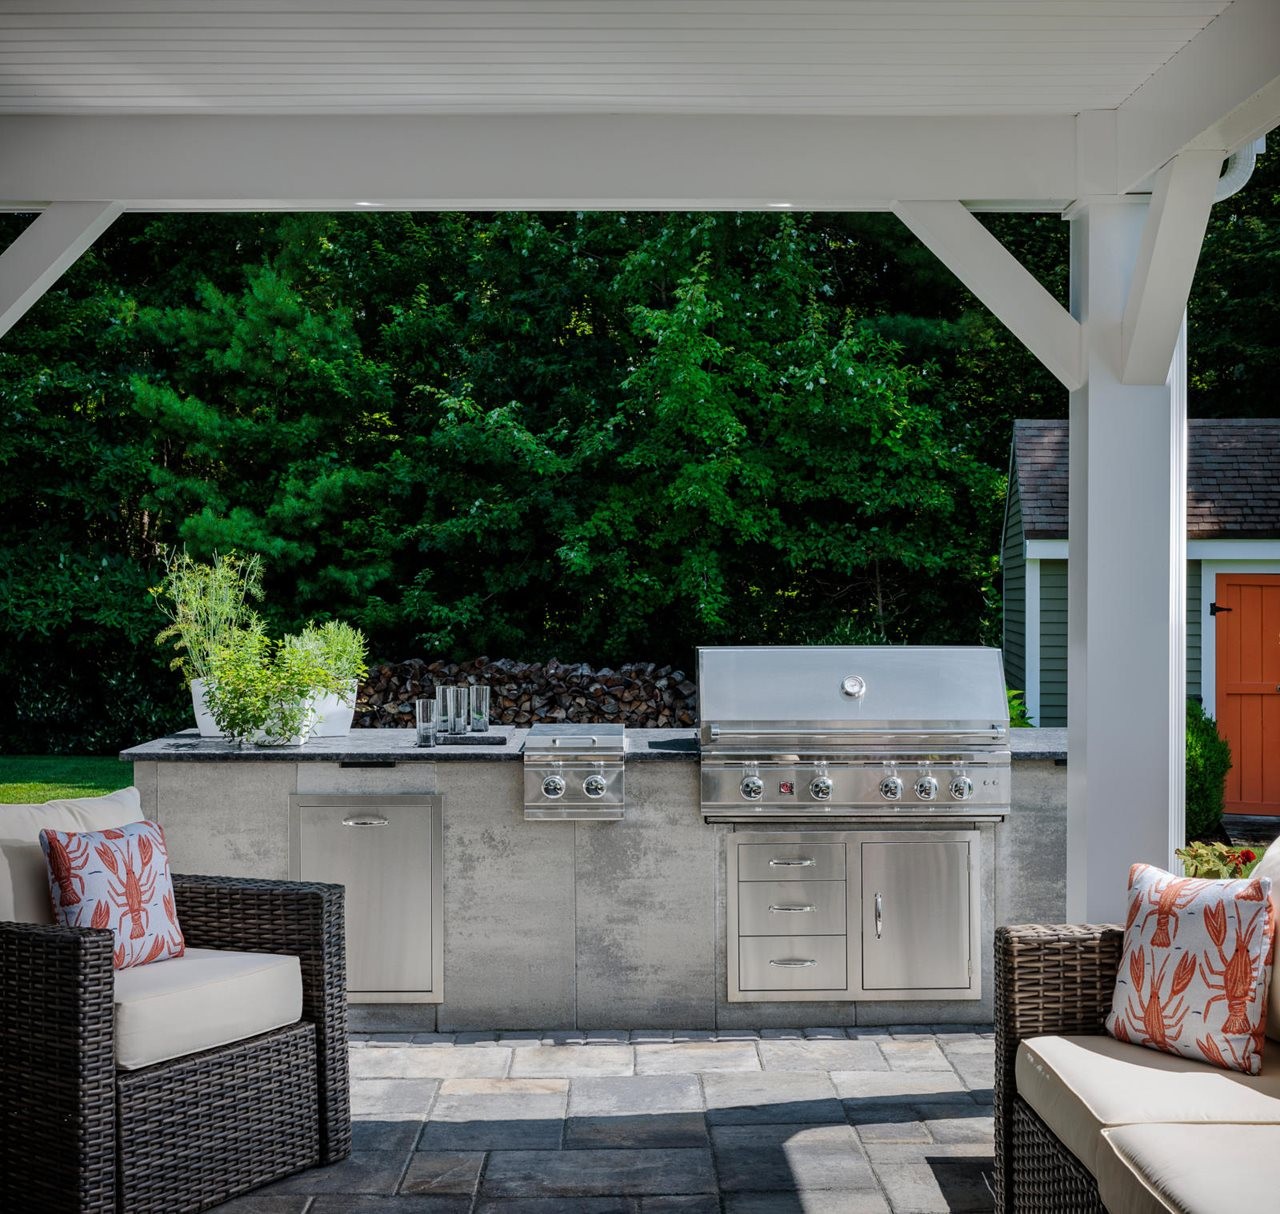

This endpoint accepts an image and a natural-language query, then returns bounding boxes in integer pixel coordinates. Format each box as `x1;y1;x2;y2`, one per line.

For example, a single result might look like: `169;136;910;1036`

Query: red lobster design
1139;869;1214;948
1122;946;1197;1052
43;830;92;907
1201;897;1271;1036
96;829;160;941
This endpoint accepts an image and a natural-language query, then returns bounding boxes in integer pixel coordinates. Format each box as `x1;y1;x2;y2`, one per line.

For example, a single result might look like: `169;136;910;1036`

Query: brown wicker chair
0;874;352;1213
993;923;1124;1214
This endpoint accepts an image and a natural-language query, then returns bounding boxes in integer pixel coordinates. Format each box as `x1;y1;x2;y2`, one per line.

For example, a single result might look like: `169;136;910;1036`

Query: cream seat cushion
1246;841;1280;1040
114;946;302;1070
1016;1034;1280;1177
1096;1123;1280;1214
0;787;144;922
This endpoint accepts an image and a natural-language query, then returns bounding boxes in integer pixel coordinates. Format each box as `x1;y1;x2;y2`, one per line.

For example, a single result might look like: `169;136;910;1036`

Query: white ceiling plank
0;200;121;338
1120;148;1221;385
894;199;1083;391
1117;0;1280;189
0;113;1078;210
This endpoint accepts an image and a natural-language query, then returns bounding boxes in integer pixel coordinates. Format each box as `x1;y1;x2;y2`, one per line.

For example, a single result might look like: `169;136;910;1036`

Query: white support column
0;201;122;339
1067;201;1187;923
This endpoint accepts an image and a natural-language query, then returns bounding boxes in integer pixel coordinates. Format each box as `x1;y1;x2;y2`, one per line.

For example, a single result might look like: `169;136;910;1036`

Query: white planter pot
311;680;359;737
190;678;223;738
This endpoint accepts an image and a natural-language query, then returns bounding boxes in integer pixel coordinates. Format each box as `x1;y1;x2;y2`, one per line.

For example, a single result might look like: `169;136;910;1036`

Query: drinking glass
414;697;440;747
469;684;491;732
441;685;468;735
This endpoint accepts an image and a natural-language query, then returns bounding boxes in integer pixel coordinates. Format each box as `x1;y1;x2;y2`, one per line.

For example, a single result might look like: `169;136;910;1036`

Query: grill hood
698;646;1009;751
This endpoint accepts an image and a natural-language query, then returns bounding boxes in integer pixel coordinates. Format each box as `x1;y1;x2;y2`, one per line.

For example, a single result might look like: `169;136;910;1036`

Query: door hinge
1209;602;1234;616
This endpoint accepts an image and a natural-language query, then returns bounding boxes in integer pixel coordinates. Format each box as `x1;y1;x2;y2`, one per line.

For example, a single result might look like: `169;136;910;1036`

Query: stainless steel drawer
738;880;847;936
738;842;846;882
738;935;848;991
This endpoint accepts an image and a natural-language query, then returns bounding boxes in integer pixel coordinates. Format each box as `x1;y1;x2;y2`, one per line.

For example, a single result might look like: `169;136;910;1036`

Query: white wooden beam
1120;150;1221;386
893;200;1083;391
1117;0;1280;192
0;201;122;339
0;114;1078;212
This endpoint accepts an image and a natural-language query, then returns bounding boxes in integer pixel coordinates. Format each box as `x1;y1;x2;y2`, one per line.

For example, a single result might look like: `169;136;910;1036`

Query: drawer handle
769;904;817;913
874;891;883;940
768;858;816;867
342;815;390;827
769;958;818;968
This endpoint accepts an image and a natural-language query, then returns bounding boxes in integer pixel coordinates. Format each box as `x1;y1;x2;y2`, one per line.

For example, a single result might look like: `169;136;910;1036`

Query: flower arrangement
1176;841;1262;879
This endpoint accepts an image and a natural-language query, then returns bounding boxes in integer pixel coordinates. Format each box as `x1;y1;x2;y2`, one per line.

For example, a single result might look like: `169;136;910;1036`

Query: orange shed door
1215;573;1280;815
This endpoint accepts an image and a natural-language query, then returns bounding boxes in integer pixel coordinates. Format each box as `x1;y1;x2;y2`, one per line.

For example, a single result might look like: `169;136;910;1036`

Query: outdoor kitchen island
122;724;1066;1033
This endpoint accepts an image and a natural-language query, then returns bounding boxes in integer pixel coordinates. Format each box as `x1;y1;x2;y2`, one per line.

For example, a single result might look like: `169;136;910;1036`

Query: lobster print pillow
39;819;185;969
1106;862;1275;1074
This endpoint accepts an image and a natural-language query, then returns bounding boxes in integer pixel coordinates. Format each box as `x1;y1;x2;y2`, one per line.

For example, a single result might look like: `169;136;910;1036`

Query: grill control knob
583;774;608;799
914;776;939;801
541;775;566;799
809;776;834;801
879;776;904;801
950;776;974;801
741;775;765;801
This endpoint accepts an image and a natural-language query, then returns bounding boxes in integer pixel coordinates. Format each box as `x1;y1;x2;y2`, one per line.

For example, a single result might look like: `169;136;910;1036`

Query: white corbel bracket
1120;150;1223;386
0;201;123;340
893;199;1084;392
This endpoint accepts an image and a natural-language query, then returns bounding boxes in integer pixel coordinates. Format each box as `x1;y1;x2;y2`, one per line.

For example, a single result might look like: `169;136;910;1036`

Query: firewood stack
355;657;698;729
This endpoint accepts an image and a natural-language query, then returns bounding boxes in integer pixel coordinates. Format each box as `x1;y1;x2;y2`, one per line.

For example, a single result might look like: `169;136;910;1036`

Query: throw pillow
39;819;185;969
1105;863;1275;1074
1248;842;1280;1041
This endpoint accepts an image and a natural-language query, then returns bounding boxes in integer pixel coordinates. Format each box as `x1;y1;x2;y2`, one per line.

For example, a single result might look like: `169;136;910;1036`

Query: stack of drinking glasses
415;684;490;747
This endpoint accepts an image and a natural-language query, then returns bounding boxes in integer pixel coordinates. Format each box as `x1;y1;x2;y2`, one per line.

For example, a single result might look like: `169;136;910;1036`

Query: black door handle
1210;602;1233;616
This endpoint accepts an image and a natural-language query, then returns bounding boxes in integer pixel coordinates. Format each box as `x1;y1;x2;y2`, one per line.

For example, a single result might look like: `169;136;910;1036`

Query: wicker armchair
0;874;352;1214
993;923;1124;1214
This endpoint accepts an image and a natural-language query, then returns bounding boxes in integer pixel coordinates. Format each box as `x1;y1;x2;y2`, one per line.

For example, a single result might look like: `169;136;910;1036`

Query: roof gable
1011;418;1280;541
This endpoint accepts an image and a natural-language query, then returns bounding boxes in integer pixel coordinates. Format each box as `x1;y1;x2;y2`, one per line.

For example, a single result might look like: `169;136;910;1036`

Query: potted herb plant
151;549;264;736
203;624;345;746
287;620;370;736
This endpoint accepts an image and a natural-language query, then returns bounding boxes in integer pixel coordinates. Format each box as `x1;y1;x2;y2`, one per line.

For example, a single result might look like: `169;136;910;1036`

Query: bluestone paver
400;1150;485;1196
711;1122;878;1193
759;1039;888;1073
421;1078;567;1151
481;1147;717;1197
702;1070;844;1126
510;1044;634;1078
634;1041;759;1074
568;1074;703;1116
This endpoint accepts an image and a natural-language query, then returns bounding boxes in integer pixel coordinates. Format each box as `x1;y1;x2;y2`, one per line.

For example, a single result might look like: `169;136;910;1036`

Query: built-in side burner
522;723;625;820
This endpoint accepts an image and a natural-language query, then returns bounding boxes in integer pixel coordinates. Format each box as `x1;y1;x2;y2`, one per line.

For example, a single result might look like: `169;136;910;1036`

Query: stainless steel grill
522;723;625;820
698;646;1010;821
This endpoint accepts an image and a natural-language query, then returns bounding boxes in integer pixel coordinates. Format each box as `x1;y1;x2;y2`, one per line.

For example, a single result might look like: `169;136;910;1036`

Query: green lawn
0;755;129;803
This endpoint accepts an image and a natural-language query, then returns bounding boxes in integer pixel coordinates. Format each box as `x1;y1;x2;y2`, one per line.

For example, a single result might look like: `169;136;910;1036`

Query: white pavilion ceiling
0;0;1234;117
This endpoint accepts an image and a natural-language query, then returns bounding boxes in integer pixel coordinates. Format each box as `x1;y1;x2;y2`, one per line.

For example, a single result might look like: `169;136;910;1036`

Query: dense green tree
0;150;1274;751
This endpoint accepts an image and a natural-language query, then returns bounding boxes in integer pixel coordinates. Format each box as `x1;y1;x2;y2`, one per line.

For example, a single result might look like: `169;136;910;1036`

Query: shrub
1186;699;1232;842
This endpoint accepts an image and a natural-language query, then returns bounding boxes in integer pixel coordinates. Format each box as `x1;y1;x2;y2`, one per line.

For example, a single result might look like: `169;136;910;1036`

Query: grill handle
874;892;883;940
769;904;817;913
768;858;816;868
769;958;818;968
708;725;1005;741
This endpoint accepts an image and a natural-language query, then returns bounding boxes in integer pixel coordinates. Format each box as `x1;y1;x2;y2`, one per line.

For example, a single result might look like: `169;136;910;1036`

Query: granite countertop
122;726;1064;763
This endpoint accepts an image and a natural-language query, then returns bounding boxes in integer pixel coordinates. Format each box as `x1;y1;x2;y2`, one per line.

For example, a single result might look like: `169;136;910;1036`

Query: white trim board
1028;539;1280;562
1199;558;1280;719
1024;557;1041;726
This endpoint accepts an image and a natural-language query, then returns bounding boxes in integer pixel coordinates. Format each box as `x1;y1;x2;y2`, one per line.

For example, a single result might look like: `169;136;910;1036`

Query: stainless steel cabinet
727;829;979;1002
860;838;972;992
291;794;443;1003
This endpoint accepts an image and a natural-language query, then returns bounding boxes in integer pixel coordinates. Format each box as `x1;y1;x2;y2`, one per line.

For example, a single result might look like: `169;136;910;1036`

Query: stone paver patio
212;1026;995;1214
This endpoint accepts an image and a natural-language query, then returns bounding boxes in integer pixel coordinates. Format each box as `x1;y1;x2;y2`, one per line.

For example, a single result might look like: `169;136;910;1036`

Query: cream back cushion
1251;841;1280;1041
0;787;145;923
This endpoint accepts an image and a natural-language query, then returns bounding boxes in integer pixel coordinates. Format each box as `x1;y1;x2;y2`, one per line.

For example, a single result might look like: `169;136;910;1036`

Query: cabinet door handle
769;858;815;867
769;904;817;913
874;891;883;939
342;815;390;827
769;958;818;968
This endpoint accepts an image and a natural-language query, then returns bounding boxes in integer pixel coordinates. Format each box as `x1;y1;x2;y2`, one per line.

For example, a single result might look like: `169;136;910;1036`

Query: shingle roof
1012;418;1280;541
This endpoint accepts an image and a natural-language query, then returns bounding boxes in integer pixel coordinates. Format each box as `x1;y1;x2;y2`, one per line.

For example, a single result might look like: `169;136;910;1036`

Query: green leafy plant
1007;688;1033;728
286;621;369;688
1176;840;1262;879
1186;699;1233;842
151;549;263;683
203;624;344;745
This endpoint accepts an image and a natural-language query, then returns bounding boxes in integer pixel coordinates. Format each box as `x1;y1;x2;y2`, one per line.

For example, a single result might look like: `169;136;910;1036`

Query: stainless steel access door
859;835;974;993
291;794;443;1003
